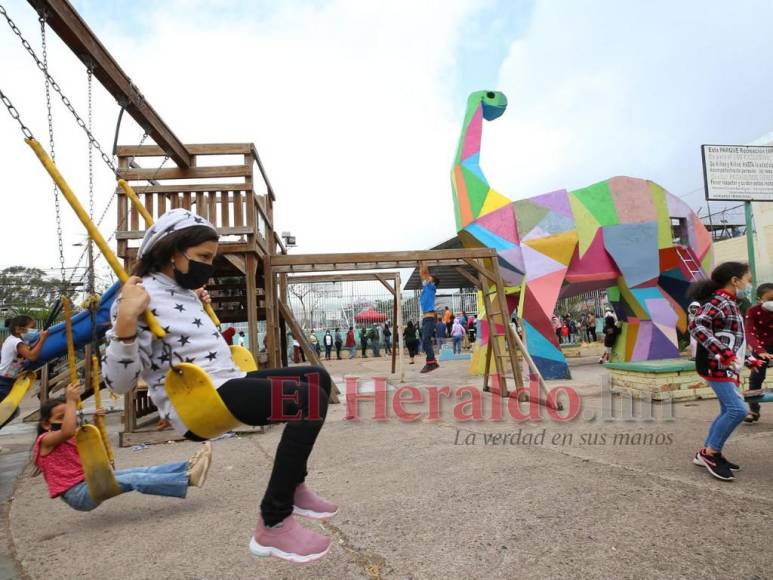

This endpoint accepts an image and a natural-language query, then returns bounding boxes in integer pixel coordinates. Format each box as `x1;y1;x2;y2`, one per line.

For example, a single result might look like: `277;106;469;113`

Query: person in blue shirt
419;262;440;373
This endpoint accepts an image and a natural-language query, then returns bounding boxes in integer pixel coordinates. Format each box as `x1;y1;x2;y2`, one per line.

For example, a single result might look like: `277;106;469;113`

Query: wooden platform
607;358;773;401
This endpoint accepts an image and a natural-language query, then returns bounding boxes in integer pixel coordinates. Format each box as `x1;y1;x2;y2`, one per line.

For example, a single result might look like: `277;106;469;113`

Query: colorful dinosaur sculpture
451;90;712;379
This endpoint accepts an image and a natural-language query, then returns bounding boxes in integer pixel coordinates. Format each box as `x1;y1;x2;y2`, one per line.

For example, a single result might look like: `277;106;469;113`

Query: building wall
713;200;773;284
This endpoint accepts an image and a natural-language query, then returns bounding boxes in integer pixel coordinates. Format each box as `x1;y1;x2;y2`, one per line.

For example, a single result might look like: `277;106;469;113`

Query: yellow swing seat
76;424;121;502
0;371;36;425
165;364;241;439
230;345;258;372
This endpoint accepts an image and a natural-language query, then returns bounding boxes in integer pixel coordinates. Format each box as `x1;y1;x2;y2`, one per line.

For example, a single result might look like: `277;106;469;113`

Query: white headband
138;208;218;258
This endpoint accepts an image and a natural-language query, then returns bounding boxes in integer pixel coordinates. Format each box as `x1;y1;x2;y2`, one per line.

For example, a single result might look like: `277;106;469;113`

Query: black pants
588;327;597;342
361;342;367;357
749;345;772;413
324;345;332;360
206;366;331;525
335;342;342;359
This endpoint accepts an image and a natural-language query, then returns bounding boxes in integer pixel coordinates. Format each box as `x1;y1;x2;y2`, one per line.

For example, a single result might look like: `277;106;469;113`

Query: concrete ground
4;353;773;579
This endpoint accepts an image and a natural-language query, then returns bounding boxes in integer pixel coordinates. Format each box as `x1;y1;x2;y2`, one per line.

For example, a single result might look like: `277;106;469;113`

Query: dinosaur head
469;90;507;121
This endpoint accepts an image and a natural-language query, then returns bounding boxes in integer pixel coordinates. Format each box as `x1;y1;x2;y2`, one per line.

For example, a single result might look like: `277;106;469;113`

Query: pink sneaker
293;483;339;519
249;516;331;563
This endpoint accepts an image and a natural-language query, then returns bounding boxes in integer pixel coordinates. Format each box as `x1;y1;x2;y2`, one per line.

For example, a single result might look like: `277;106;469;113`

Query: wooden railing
115;143;275;257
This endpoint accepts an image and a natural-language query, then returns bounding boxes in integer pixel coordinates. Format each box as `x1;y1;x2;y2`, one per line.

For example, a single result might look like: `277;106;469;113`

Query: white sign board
702;145;773;202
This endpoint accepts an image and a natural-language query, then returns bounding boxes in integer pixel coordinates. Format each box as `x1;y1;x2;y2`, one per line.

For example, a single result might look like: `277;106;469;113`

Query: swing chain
68;132;154;288
0;3;117;175
162;341;182;374
0;88;34;139
39;12;67;286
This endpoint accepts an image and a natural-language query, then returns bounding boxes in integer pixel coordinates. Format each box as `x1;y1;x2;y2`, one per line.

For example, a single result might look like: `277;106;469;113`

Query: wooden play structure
1;0;552;447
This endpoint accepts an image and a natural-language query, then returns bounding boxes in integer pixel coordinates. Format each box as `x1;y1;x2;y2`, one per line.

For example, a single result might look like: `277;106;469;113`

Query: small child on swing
33;382;212;511
0;315;50;428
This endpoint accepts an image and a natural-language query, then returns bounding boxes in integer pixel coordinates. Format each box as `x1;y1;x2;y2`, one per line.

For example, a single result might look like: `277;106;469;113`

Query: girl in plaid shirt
688;262;752;481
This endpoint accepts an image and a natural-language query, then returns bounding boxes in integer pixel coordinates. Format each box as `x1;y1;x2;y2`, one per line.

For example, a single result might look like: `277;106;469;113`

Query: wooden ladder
471;257;524;398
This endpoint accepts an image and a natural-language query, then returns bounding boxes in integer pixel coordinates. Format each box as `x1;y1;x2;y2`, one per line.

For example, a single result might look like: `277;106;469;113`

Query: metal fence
284;280;478;336
556;289;608;318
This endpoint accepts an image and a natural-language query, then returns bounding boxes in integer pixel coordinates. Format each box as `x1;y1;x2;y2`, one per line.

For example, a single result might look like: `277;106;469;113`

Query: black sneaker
420;362;439;374
717;453;740;471
693;449;734;481
743;411;761;423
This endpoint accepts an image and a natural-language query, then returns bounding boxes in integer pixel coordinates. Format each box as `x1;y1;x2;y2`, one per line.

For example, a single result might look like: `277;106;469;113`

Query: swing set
0;2;261;501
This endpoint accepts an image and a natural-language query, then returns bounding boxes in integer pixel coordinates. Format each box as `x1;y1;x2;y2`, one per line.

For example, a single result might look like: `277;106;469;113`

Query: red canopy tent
354;307;387;323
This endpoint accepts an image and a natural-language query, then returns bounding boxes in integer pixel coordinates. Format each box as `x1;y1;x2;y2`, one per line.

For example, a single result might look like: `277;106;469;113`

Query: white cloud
483;0;773;211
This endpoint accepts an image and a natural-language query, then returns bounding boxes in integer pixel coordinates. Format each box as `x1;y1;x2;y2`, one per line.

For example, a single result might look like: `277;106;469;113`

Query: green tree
0;266;60;319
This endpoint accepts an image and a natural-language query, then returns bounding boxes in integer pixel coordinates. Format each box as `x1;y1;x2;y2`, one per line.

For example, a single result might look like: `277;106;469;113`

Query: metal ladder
675;246;706;280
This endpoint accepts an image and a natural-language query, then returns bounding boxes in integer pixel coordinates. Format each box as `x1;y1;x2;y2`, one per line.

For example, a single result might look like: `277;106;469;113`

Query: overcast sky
1;0;772;277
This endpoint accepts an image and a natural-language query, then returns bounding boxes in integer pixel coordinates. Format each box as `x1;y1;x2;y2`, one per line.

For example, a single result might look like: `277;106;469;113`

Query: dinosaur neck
454;101;484;166
452;102;489;231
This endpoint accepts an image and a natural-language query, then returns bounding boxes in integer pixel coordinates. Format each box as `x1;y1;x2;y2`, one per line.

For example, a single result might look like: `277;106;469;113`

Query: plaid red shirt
689;289;745;382
745;303;773;354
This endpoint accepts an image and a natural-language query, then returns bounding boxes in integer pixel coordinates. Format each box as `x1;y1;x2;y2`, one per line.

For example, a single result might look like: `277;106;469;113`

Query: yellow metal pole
118;178;222;326
62;297;81;410
118;179;153;225
25;138;165;338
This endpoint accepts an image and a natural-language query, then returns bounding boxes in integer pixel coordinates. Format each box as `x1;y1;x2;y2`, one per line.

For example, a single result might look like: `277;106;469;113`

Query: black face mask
174;256;215;290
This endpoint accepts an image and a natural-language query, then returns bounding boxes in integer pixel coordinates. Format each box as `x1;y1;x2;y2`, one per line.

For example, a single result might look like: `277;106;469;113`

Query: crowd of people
279;310;479;366
551;311;598;345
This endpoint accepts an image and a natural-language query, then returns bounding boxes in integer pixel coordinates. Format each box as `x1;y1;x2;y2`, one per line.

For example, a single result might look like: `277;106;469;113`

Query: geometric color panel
475;203;518;244
602;222;660;288
569;179;618;227
513;199;550;238
523;230;578;266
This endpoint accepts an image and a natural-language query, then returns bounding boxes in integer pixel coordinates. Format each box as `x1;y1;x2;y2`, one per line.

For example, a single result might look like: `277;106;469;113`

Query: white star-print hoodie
102;272;245;434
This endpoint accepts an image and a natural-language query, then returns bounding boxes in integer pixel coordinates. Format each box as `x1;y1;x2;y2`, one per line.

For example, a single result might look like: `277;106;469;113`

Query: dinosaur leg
520;276;571;380
609;277;681;362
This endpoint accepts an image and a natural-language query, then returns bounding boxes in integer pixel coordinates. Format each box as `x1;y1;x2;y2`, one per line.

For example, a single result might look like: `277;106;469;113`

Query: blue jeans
348;346;357;359
60;461;189;511
453;336;462;354
422;317;436;363
704;380;748;451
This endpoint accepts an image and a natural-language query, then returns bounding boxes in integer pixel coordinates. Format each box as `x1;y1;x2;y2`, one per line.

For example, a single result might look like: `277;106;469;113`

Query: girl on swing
102;209;336;564
34;382;212;510
0;315;50;428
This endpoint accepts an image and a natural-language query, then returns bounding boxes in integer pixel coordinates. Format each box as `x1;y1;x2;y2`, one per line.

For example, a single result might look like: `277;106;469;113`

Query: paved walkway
4;356;773;579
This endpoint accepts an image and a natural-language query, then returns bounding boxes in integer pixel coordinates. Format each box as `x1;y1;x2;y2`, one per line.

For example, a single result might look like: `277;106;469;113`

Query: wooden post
391;278;398;375
279;272;289;367
395;272;404;382
245;253;259;365
263;263;279;368
40;363;49;403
